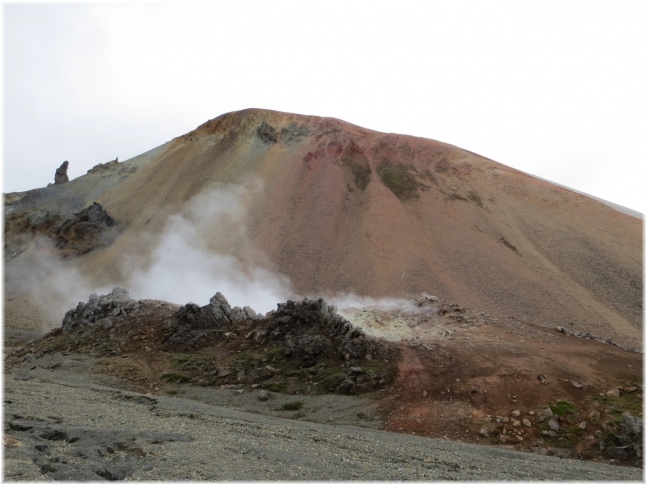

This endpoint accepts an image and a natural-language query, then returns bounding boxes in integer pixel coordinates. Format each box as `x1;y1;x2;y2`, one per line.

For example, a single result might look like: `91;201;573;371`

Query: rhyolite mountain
4;108;642;347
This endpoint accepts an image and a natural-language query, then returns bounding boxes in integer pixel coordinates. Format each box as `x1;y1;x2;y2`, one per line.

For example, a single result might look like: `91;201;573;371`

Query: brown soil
370;311;642;464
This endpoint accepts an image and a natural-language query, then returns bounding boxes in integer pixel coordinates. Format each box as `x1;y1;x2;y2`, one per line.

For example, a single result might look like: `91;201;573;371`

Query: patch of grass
169;354;192;364
537;420;551;432
232;351;262;369
235;352;255;363
317;371;346;392
586;392;642;423
278;400;304;411
166;389;185;396
377;160;422;201
160;372;190;384
267;382;288;393
357;412;369;420
167;353;219;375
608;408;625;422
281;368;309;378
292;411;306;419
568;425;585;437
543;434;580;448
264;346;285;362
550;400;577;416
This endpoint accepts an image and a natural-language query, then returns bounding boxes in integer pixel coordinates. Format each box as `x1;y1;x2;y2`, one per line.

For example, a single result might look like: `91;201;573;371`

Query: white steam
3;238;113;329
4;179;438;335
326;292;428;316
125;180;294;313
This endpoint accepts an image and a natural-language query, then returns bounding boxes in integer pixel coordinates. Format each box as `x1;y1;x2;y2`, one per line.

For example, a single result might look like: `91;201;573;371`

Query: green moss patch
160;372;190;383
550;400;577;416
341;142;372;190
264;346;285;362
277;400;304;411
267;382;288;393
377;160;423;201
317;370;346;393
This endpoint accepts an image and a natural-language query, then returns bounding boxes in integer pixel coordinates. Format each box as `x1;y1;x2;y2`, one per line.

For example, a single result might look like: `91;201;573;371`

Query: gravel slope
4;364;642;481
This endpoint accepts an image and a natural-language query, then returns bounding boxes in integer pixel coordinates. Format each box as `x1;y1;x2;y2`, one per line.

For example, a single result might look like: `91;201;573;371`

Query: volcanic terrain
3;108;643;474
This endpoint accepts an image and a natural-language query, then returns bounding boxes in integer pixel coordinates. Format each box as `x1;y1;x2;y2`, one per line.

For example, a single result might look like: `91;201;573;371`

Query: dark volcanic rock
27;290;399;396
62;287;134;333
4;201;120;261
602;414;643;465
54;161;69;185
248;298;399;393
54;202;119;257
162;296;398;391
161;292;260;351
256;121;278;144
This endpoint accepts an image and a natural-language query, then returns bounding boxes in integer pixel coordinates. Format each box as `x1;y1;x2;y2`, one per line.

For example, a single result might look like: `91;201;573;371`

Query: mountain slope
4;108;642;347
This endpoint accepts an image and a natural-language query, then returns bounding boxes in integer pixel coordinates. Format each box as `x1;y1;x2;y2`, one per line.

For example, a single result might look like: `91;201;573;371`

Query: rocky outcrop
601;414;642;465
54;161;69;185
161;292;259;351
53;288;399;395
253;298;397;364
53;202;119;257
4;202;120;261
162;294;397;363
256;121;278;144
62;287;134;333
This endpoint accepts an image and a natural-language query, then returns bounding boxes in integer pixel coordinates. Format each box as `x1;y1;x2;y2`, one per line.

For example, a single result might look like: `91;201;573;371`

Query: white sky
2;0;646;213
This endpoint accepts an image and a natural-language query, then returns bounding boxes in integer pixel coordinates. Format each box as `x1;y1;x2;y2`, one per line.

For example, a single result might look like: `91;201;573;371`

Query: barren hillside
4;108;642;347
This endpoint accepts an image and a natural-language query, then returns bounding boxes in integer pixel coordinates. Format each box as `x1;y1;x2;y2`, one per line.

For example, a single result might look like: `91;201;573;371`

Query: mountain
4;108;644;467
3;108;642;348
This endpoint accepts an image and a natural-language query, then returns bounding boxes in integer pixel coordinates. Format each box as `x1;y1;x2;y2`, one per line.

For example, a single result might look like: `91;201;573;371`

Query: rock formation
62;287;133;333
4;201;119;260
58;288;399;395
54;161;69;185
53;202;119;257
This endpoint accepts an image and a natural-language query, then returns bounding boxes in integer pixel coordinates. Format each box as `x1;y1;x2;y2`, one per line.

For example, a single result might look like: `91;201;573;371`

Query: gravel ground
4;363;643;481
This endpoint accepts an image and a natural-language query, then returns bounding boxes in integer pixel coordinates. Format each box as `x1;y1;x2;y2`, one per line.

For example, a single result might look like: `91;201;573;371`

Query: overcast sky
3;0;646;213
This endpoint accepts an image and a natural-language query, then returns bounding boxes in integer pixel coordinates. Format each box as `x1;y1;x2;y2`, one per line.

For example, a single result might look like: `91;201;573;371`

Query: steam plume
124;180;294;313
